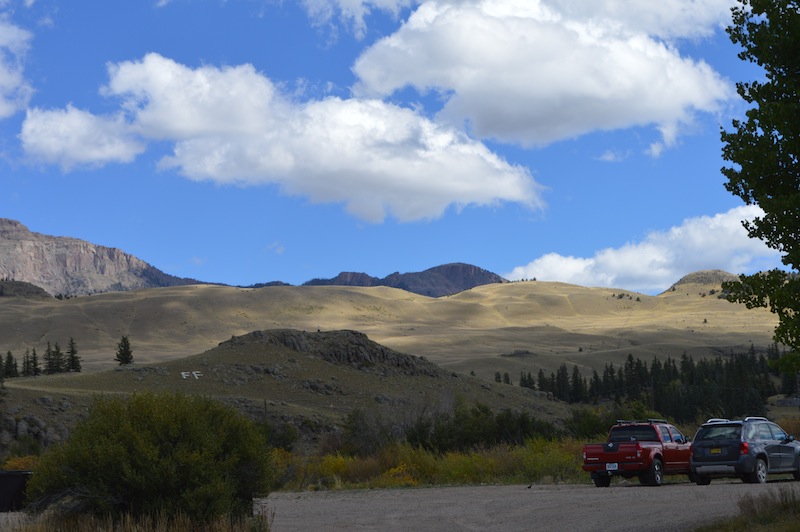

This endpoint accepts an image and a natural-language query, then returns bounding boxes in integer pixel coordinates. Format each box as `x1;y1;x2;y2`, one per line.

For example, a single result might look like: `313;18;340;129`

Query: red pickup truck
582;419;692;487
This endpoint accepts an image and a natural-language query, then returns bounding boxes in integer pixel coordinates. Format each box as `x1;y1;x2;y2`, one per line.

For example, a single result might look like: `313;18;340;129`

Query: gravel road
257;479;800;531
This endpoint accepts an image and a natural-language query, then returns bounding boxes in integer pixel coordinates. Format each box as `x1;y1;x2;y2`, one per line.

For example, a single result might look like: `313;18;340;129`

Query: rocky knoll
670;269;740;288
0;280;51;299
0;219;199;296
225;329;442;377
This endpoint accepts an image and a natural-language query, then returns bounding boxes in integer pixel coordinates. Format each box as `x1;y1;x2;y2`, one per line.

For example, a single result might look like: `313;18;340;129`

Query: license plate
710;448;722;455
606;463;618;471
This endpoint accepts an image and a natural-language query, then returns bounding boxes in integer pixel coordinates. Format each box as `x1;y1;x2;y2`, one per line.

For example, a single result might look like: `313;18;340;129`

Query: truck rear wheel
695;475;711;485
593;475;611;487
643;458;663;486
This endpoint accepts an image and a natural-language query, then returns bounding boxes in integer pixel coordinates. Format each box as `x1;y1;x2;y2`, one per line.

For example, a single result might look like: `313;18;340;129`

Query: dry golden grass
0;279;777;378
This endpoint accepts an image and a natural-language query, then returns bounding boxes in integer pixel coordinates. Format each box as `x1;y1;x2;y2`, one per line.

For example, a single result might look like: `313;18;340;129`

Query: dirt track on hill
257;479;800;531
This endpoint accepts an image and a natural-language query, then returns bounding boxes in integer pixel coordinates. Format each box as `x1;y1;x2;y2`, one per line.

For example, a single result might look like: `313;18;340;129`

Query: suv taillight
740;441;749;455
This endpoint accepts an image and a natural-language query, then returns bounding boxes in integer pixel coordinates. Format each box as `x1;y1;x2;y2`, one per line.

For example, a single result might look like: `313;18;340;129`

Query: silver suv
691;417;800;484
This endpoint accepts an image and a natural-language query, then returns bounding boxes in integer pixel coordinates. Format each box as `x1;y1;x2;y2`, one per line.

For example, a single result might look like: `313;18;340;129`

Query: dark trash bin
0;471;32;512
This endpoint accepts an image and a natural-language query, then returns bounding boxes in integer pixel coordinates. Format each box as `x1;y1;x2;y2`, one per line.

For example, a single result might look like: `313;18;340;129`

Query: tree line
513;344;787;422
1;335;135;380
2;338;82;379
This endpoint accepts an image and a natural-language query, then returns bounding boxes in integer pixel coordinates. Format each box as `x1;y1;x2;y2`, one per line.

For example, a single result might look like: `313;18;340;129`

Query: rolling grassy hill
0;271;780;450
0;274;777;376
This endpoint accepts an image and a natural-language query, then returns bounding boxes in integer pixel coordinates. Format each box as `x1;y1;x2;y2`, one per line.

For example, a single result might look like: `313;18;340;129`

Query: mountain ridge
0;217;749;300
302;263;507;297
0;218;507;297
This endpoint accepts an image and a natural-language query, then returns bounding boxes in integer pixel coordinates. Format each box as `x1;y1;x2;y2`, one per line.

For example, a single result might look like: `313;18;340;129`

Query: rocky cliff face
0;219;199;296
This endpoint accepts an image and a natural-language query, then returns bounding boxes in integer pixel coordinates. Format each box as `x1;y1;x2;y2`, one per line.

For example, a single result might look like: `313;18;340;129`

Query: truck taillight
583;451;586;461
740;442;749;455
636;443;642;459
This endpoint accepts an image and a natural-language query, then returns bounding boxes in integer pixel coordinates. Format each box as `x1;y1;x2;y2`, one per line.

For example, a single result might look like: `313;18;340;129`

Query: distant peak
303;262;506;297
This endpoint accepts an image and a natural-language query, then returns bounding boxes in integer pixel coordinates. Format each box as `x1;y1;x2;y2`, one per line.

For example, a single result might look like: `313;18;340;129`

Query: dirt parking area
257;479;800;531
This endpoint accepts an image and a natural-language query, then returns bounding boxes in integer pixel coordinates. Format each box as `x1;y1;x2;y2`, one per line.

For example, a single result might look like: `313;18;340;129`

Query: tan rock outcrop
0;219;196;296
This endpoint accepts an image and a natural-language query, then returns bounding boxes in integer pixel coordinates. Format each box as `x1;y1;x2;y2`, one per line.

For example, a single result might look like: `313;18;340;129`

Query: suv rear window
695;424;741;441
609;425;659;442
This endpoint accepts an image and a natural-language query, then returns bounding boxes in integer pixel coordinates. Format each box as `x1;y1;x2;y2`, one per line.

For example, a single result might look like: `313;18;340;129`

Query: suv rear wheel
745;458;767;484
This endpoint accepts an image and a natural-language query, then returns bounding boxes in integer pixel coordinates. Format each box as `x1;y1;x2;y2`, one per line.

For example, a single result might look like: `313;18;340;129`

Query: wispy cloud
0;16;33;118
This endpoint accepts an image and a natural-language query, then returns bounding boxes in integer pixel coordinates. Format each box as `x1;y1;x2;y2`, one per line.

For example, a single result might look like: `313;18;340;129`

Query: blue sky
0;0;783;294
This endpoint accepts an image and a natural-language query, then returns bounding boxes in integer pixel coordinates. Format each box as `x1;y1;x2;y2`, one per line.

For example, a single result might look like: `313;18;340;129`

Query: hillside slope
0;272;780;454
0;275;777;380
2;329;568;451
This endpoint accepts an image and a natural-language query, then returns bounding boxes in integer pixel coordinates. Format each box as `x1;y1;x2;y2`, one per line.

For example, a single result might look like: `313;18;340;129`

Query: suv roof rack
705;418;730;423
744;416;769;422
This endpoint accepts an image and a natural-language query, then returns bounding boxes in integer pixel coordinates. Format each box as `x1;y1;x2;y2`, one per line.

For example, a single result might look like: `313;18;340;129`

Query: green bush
26;392;273;522
565;402;666;439
407;399;559;453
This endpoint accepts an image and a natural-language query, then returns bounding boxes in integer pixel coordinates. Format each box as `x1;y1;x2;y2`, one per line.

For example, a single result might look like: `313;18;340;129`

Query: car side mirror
784;435;795;444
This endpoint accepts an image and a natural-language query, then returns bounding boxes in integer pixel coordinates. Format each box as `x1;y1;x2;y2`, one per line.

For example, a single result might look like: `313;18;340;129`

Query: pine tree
4;351;17;378
555;364;570;402
589;369;602;404
537;368;548;392
31;348;40;376
43;342;55;374
52;342;65;373
115;336;134;365
569;364;585;403
67;337;81;372
21;349;30;377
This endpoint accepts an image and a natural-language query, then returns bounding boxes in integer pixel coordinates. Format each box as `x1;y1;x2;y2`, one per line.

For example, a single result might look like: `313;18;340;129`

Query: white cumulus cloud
353;0;734;151
543;0;737;39
503;205;783;294
20;104;145;170
21;53;541;222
